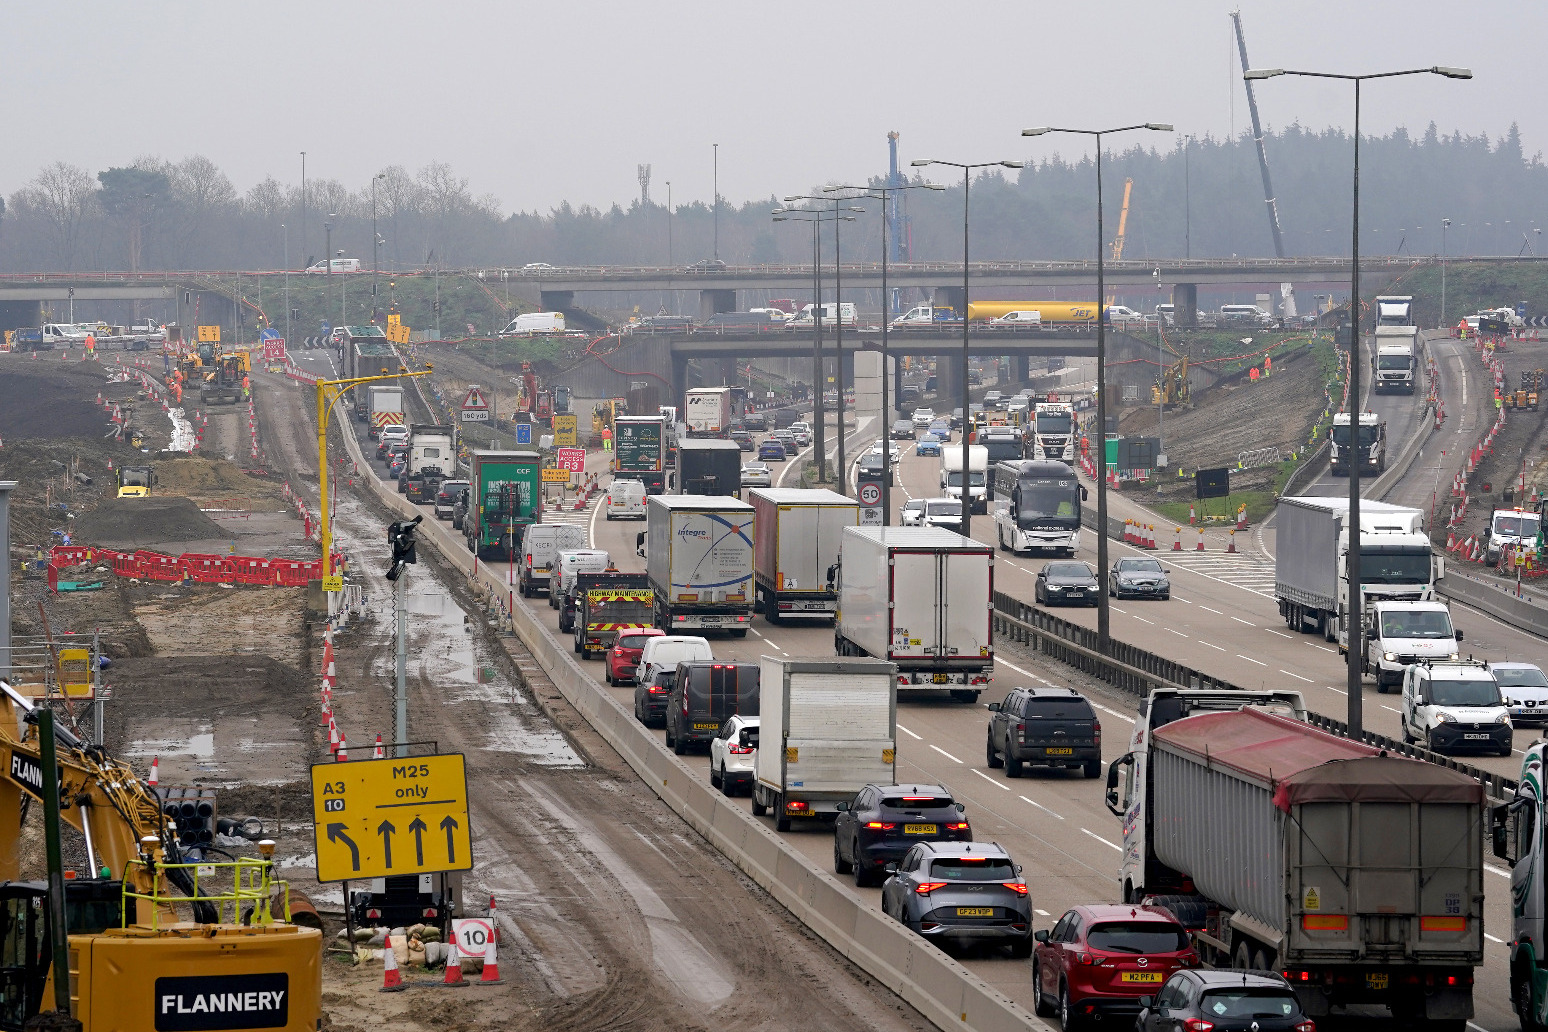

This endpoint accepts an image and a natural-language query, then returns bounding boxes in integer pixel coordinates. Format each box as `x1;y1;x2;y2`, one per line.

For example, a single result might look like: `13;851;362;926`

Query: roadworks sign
310;753;472;882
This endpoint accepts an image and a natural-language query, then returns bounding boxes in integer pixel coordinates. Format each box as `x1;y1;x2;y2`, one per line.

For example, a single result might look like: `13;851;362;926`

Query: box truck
748;488;858;624
938;444;989;513
677;439;743;499
400;424;455;502
614;414;668;493
753;657;897;831
639;495;754;635
684;387;735;437
368;384;405;438
1374;325;1420;393
830;526;993;702
462;450;543;560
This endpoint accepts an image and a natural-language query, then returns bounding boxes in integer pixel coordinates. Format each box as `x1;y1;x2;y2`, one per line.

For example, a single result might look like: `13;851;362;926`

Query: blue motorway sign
515;422;532;445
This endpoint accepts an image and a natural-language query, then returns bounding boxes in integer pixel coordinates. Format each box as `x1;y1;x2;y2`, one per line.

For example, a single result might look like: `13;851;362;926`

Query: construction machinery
0;681;321;1031
200;349;250;406
1151;354;1192;408
115;465;155;499
592;397;629;440
1509;369;1543;410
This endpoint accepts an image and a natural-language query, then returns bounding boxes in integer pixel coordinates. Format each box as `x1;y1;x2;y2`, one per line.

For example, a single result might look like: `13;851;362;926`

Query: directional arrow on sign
409;816;428;866
327;823;360;872
441;814;460;864
377;820;396;868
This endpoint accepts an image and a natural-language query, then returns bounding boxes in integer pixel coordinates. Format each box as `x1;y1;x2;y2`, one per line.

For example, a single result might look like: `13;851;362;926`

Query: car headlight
1048;585;1063;591
1448;652;1459;661
1497;713;1512;724
1383;652;1398;662
1436;712;1457;724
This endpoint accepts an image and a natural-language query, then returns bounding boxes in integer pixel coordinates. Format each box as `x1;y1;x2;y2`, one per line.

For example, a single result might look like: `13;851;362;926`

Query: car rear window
1199;989;1298;1019
1086;921;1189;953
1022;698;1095;718
881;794;954;810
617;634;654;650
928;856;1015;881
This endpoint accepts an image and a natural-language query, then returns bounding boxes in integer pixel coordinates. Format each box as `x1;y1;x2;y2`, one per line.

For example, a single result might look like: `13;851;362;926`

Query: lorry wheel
1004;746;1024;779
752;795;767;817
1233;941;1252;970
1514;965;1546;1031
776;814;791;832
986;733;1002;768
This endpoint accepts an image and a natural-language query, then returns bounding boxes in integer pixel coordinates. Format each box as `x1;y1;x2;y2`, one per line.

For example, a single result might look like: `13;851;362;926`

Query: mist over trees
1;123;1543;274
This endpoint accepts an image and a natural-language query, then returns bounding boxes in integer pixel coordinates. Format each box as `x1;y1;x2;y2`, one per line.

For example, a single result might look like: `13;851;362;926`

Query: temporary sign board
262;337;287;362
541;468;571;483
461;385;490;423
452;918;496;960
515;422;532;445
552;414;578;447
1196;467;1231;500
556;447;585;473
310;753;472;882
196;325;221;343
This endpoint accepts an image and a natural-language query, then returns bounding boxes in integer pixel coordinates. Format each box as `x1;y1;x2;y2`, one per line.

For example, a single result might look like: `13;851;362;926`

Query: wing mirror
987;701;1001;712
884;863;898;874
835;801;850;813
1455;629;1465;641
1034;930;1050;943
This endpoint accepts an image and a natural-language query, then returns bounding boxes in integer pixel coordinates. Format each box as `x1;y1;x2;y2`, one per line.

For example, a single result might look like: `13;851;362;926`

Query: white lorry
1373;325;1420;393
830;525;993;703
938;444;989;513
683;387;735;437
400;423;455;502
1374;294;1414;325
640;495;754;635
1485;506;1542;566
752;657;897;831
1031;401;1076;462
747;488;858;624
1329;410;1385;476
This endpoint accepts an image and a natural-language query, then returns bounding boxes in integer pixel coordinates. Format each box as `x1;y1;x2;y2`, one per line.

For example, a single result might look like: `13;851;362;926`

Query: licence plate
933;674;950;684
904;823;938;835
1367;973;1389;990
1120;973;1163;984
1463;733;1490;740
1046;747;1074;755
697;616;724;624
693;723;719;730
956;907;994;917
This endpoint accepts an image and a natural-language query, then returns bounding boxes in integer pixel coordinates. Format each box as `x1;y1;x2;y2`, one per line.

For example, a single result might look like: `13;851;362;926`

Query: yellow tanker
968;301;1101;322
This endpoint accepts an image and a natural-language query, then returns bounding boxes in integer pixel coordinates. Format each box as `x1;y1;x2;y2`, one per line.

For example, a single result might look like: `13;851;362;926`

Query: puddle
126;729;215;761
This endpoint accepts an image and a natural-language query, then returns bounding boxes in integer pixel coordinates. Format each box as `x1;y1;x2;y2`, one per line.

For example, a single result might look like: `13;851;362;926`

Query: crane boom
1109;178;1133;262
1231;9;1288;258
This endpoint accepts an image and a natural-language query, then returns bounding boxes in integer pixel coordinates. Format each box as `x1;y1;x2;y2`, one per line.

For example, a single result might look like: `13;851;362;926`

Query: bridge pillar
932;286;965;316
539;289;574;312
1013;354;1030;385
935;353;964;406
0;301;42;333
1172;283;1198;328
699;289;736;321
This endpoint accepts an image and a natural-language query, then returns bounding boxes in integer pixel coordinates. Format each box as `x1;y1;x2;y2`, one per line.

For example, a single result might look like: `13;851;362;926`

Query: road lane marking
1236;655;1266;666
1172;595;1191;603
1082;828;1122;851
1485;933;1504;944
971;769;1011;791
1309;644;1336;653
1199;605;1223;615
897;724;923;741
1019;795;1064;819
1231;617;1255;626
1279;670;1315;683
1131;616;1154;625
1166;628;1189;637
1110;605;1127;614
1090;703;1132;721
1265;629;1293;639
1199;641;1227;652
1034;908;1051;917
1327;687;1347;695
749;628;787;654
1487;864;1511;878
930;744;963;764
1381;705;1400;714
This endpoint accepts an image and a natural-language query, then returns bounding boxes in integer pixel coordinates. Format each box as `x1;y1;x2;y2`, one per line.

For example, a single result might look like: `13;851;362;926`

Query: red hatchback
1033;904;1197;1029
605;628;664;686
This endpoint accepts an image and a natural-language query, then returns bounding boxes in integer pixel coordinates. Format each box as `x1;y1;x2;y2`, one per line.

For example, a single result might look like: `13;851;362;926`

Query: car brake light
728;744;754;754
1183;1020;1214;1032
648;686;669;694
1294;1022;1316;1032
946;822;969;831
915;881;948;895
865;821;897;830
1003;882;1028;895
1076;952;1106;966
526;554;532;565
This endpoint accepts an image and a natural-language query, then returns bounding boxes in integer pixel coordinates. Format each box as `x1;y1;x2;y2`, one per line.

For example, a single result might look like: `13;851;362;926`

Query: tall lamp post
324;214;335;333
1244;63;1470;734
824;181;945;523
1442;217;1452;328
910;159;1025;539
372;173;386;322
1022;124;1171;653
282;224;290;351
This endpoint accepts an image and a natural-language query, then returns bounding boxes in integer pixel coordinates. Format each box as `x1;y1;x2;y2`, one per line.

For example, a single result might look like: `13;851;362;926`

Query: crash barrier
1438;573;1548;641
49;545;340;588
989;591;1517;803
333;426;1039;1032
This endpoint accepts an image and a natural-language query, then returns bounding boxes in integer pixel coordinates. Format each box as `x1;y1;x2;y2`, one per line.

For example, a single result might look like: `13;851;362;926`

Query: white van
1219;303;1275;328
548;549;612;609
990;311;1043;326
304;258;362;274
789;302;857;328
517;525;588;598
497;312;566;336
635;635;713;688
605;478;648;520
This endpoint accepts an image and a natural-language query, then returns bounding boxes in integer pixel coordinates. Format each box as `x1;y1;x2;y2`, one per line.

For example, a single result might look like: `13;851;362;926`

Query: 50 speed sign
858;482;881;506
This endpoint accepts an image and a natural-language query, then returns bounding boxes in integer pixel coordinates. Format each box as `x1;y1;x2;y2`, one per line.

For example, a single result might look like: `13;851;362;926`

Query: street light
825;181;945;523
373;173;387;322
324;214;336;335
1022;124;1171;653
1442;217;1452;328
1245;63;1470;735
910;159;1025;540
282;224;289;351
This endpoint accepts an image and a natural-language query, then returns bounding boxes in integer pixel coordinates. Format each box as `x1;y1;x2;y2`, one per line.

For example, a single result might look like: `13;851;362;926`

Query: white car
709;714;760;796
900;499;926;526
912;408;936;429
741;462;773;488
788;423;812;447
920;498;964;529
1489;661;1548;726
635;635;712;689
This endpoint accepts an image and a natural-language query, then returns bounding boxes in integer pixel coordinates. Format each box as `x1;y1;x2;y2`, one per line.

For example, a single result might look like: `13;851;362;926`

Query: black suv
833;783;971;886
986;687;1101;778
1136;969;1312;1032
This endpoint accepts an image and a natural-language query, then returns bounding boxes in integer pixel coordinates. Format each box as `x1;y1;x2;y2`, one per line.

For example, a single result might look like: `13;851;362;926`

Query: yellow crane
1106;178;1134;305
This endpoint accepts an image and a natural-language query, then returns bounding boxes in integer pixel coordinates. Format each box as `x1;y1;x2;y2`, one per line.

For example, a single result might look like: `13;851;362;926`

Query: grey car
1036;562;1099;607
1109;557;1171;600
880;841;1033;956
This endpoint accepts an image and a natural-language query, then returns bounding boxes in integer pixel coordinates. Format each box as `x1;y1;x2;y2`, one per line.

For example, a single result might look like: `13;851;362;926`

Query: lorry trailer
614;414;668;493
462;450;543;560
748;488;858;623
641;495;754;635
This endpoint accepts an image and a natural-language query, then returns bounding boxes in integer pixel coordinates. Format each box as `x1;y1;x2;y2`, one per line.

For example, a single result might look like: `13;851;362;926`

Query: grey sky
7;0;1538;215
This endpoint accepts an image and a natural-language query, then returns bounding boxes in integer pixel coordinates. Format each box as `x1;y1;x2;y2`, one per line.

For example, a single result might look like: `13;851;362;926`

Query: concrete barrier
331;421;1037;1032
1439;572;1548;639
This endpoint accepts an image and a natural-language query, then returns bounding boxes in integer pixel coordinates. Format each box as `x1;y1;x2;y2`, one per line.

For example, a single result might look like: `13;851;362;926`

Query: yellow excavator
1152;355;1192;408
0;681;321;1031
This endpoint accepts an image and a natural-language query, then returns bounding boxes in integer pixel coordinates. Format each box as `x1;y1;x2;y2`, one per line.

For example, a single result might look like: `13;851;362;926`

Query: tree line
2;123;1543;275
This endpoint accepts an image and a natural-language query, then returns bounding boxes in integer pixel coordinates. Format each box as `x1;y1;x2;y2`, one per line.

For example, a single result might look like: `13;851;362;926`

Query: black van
665;662;760;755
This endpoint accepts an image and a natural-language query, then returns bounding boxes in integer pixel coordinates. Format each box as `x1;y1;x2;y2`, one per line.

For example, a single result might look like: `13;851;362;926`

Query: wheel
1375;679;1387;694
775;815;791;832
853;861;871;888
520;580;530;598
634;695;644;724
1251;948;1272;972
572;635;582;654
1059;982;1080;1031
672;727;687;755
1082;759;1100;779
834;837;853;874
1233;940;1252;970
1513;963;1546;1031
1004;741;1024;779
1009;936;1033;959
1032;959;1054;1016
752;795;767;817
709;762;722;788
986;732;1003;769
998;528;1008;552
605;667;614;686
664;722;675;748
1400;724;1414;745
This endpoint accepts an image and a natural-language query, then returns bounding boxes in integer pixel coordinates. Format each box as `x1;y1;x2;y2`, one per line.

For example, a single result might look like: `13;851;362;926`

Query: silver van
548;549;611;609
517;525;587;597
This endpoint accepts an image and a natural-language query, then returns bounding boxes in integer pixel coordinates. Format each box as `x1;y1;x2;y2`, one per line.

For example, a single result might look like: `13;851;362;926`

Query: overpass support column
699;289;736;321
540;289;575;312
671;353;689;409
1013;355;1030;384
935;351;963;405
1172;283;1198;329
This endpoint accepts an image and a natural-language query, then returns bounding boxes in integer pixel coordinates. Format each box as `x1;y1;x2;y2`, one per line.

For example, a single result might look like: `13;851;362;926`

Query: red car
1032;904;1197;1029
605;628;664;686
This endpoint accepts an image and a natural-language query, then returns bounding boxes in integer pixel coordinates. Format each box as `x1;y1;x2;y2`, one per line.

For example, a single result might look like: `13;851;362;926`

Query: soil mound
0;365;115;441
73;496;226;550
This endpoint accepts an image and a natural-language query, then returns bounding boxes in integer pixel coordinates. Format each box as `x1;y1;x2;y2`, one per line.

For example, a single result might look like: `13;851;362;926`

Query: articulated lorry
1329;410;1385;476
1496;743;1548;1030
831;526;993;702
1031;402;1076;462
400;424;456;502
462;450;543;560
1374;325;1420;393
753;657;897;831
1107;702;1483;1028
684;387;736;437
613;414;668;493
1375;294;1415;326
677;438;743;499
640;495;754;635
747;488;858;623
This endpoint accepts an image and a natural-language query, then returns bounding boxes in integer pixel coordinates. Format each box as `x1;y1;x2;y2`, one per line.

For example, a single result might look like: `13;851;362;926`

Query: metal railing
121;857;292;930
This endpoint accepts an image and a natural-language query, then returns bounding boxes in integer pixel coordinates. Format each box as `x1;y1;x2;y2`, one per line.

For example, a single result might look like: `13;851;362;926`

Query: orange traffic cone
336;733;349;762
474;934;504;986
489;895;502;943
1226;530;1237;554
1172;527;1182;551
148;756;160;787
380;934;406;993
373;734;384;759
328;716;339;754
440;939;468;987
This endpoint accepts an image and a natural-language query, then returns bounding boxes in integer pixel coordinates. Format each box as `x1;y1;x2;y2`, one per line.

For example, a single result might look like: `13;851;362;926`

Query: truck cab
1495;745;1548;1029
938;445;989;513
1373;325;1419;394
1329;411;1385;476
1402;659;1509;755
1485;506;1542;566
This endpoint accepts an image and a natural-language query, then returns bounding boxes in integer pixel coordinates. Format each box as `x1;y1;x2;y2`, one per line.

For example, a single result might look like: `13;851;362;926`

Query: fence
49;545;340;589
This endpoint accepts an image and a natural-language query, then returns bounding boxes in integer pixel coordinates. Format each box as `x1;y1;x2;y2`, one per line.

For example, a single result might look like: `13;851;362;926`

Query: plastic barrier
135;550;183;582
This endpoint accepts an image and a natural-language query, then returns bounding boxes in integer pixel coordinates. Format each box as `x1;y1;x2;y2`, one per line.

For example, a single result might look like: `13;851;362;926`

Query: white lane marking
1199;641;1227;652
1082;828;1122;851
972;768;1012;791
1172;595;1191;603
1230;617;1255;626
748;628;787;654
1280;670;1315;683
1199;605;1224;615
1110;605;1127;614
1019;795;1064;819
1485;933;1504;944
1469;1022;1495;1032
1381;705;1401;714
1034;908;1051;917
1236;655;1267;666
1487;864;1511;878
1327;687;1347;695
1131;615;1154;625
1090;702;1132;721
1166;628;1189;638
1265;629;1293;639
930;744;964;764
897;724;923;741
1309;644;1336;653
587;481;605;546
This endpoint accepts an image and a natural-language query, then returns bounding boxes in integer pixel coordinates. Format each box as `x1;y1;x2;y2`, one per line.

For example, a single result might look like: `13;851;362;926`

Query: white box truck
1374;325;1420;393
830;526;993;703
938;444;989;513
753;657;897;832
683;387;735;437
639;495;754;635
748;488;858;624
368;384;405;438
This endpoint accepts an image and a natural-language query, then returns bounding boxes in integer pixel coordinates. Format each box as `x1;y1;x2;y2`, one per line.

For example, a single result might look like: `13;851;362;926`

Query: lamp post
910;159;1026;539
299;152;306;265
1022;124;1172;652
666;181;673;266
324;215;335;334
713;144;720;262
824;181;945;523
1245;63;1471;734
1442;217;1451;328
373;173;386;322
282;223;290;352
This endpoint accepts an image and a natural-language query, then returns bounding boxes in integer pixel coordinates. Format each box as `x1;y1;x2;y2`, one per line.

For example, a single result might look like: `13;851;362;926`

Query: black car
1035;562;1099;606
434;479;468;521
633;669;675;728
833;783;971;886
1136;970;1313;1032
1109;557;1171;600
890;419;916;440
986;687;1102;778
729;429;755;452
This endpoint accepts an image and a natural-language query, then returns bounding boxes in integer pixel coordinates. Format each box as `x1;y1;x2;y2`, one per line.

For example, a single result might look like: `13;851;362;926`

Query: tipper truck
753;657;897;832
614;414;668;493
677;438;743;498
748;488;858;624
400;423;455;502
640;495;754;635
1108;703;1484;1028
462;450;543;560
1330;410;1385;476
830;526;993;703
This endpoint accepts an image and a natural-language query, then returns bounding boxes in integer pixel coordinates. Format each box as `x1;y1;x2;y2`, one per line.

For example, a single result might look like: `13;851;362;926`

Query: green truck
614;415;667;493
462;450;543;560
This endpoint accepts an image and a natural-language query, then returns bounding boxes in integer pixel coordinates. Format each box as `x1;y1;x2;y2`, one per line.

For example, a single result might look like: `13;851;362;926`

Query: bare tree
14;162;97;270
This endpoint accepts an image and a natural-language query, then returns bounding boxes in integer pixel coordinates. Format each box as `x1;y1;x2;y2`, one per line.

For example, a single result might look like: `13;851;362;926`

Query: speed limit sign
858;482;881;506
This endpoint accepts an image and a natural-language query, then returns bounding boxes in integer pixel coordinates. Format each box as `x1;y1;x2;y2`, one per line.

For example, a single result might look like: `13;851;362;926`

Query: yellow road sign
321;575;343;593
552;414;578;447
542;468;571;483
197;325;221;343
310;753;472;882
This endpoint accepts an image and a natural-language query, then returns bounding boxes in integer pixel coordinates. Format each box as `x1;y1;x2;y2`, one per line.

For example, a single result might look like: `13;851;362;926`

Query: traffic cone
474;935;504;985
1172;527;1182;551
380;934;406;992
328;716;339;754
148;756;160;787
1226;530;1237;554
440;940;468;987
319;696;332;728
1196;528;1205;552
1188;503;1196;525
336;733;349;762
489;895;502;943
373;734;384;759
